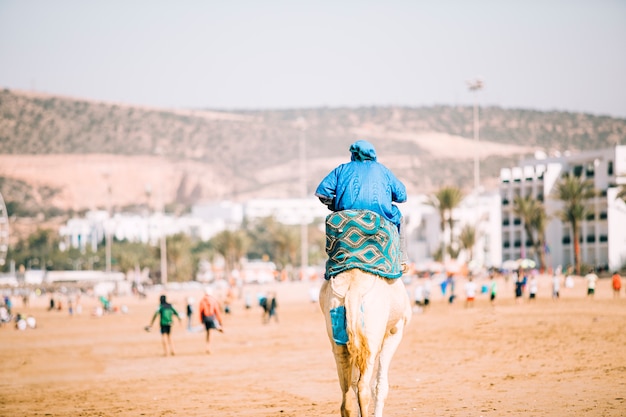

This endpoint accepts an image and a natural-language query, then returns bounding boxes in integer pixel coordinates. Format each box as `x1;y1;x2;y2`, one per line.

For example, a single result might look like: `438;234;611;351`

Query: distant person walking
3;295;12;316
528;275;538;301
263;291;278;324
464;277;477;308
422;274;432;308
552;272;561;300
514;275;524;303
489;274;498;306
186;297;194;331
414;283;424;308
147;294;182;356
199;288;224;354
612;271;622;298
585;269;598;298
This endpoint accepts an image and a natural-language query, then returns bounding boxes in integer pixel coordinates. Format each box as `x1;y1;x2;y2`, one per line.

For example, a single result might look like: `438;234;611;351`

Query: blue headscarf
315;140;406;228
349;140;377;162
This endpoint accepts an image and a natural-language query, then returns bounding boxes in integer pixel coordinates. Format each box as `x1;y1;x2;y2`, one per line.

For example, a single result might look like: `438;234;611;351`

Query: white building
59;195;503;272
243;198;330;225
400;195;439;264
191;201;243;230
397;192;502;269
453;191;502;269
59;210;227;250
59;210;107;251
500;146;626;271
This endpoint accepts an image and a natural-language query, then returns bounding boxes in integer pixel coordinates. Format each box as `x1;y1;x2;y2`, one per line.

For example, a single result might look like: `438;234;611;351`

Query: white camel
319;268;411;417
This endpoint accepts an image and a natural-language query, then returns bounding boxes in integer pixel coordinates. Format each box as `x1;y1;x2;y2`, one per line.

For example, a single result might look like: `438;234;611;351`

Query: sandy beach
1;274;625;417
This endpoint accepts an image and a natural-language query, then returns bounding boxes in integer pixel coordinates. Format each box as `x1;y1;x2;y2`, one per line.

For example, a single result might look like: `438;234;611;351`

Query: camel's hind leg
356;357;376;417
372;320;407;417
332;344;358;417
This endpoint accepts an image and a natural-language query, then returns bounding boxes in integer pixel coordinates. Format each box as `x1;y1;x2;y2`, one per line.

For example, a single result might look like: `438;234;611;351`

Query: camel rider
315;139;409;269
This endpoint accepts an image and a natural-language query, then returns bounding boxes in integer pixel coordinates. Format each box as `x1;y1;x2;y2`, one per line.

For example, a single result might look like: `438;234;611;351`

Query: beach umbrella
517;258;536;269
501;259;519;271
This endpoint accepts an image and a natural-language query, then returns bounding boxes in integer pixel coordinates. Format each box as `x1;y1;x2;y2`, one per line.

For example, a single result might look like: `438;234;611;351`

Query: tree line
4;177;626;280
4;216;327;283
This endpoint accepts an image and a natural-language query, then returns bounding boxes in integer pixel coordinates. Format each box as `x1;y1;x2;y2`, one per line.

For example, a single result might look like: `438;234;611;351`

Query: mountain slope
1;88;625;215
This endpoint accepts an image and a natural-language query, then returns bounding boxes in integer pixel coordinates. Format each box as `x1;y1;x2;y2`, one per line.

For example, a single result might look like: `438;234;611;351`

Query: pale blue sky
1;0;625;117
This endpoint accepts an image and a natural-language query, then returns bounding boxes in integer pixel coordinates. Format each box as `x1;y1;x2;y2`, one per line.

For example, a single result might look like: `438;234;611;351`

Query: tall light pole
467;78;484;191
297;117;308;280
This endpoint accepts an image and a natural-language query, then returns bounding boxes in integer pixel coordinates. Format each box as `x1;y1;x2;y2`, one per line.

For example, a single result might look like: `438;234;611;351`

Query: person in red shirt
612;272;622;298
198;287;224;354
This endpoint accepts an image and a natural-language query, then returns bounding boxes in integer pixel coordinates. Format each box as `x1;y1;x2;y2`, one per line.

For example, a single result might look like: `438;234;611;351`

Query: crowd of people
409;267;624;312
1;292;37;330
1;265;623;359
1;279;281;359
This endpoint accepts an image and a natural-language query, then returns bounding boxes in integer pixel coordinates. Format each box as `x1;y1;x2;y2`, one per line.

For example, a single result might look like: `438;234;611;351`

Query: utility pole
467;78;484;191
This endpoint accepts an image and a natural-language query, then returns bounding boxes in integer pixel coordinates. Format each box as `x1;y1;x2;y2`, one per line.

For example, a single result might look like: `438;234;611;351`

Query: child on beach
147;294;182;356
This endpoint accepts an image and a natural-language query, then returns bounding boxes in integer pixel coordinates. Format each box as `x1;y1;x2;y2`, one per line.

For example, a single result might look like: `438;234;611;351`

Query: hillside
1;88;626;219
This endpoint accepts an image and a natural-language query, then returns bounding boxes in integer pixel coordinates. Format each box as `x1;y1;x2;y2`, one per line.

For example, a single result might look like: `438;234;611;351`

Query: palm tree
512;195;548;270
554;173;596;275
272;225;300;270
245;216;304;271
430;186;464;261
530;203;548;272
211;229;248;279
458;224;476;262
166;233;194;282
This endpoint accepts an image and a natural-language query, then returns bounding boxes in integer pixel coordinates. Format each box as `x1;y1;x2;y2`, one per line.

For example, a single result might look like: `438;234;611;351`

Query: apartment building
500;146;626;271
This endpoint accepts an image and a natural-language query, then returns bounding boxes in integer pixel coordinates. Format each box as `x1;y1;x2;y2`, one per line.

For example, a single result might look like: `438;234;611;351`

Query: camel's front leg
372;320;406;417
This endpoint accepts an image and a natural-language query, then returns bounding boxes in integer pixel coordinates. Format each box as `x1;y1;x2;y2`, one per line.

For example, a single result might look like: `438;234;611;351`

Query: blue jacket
315;140;407;228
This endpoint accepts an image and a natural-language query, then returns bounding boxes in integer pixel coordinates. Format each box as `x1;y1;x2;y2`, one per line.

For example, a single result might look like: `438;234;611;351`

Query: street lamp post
467;78;484;191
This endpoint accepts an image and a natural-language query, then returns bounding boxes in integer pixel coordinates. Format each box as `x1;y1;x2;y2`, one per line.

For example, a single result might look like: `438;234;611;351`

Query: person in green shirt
147;294;182;356
489;273;498;306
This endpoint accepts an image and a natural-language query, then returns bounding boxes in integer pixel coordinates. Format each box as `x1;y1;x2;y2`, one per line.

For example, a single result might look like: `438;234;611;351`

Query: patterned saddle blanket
324;209;402;280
